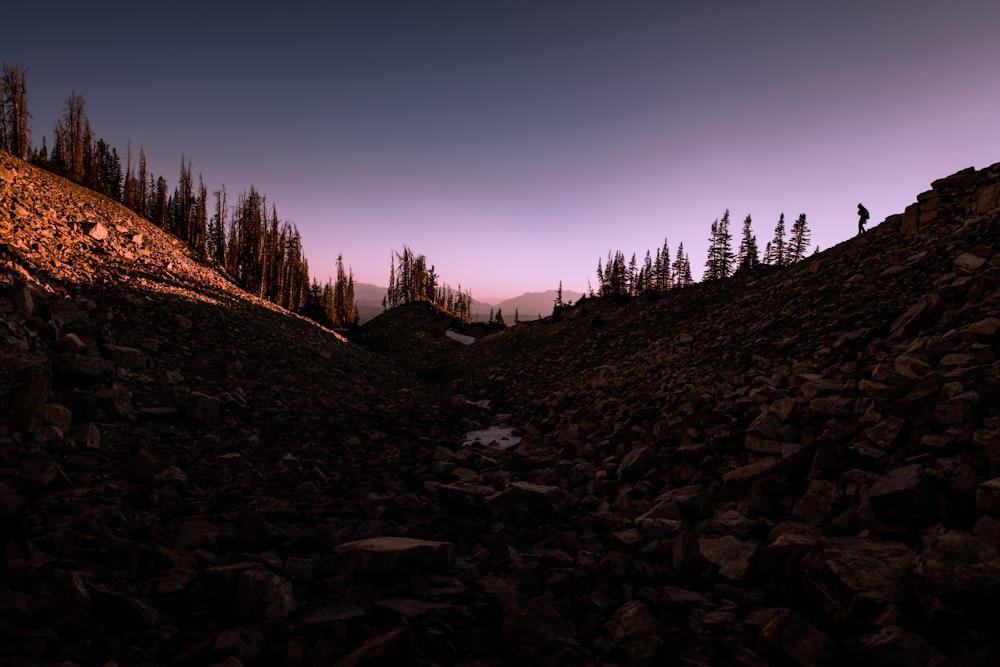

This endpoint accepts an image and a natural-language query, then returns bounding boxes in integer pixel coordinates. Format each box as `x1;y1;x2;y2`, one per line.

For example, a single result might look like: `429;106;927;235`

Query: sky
4;1;1000;303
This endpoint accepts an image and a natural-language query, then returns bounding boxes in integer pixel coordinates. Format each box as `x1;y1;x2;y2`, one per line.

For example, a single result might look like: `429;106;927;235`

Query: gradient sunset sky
4;1;1000;302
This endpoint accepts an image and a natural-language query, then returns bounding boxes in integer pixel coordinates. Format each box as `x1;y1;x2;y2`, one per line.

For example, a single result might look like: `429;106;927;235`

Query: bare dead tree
1;62;31;159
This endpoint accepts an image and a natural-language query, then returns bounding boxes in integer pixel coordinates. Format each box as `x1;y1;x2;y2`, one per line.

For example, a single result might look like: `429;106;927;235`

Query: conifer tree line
596;209;811;294
705;209;811;280
0;62;346;323
6;62;824;322
384;246;474;323
759;212;812;268
595;239;693;297
301;255;360;330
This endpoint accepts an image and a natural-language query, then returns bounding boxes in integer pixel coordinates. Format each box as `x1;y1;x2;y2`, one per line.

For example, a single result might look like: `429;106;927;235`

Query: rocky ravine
3;147;1000;666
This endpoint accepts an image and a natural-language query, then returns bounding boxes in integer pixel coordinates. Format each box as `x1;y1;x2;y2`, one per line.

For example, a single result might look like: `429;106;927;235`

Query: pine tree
657;238;672;290
673;243;692;287
32;136;48;167
303;280;326;325
208;186;227;265
169;156;195;241
737;214;760;271
641;250;653;293
137;148;148;217
0;62;31;159
52;92;91;182
191;175;207;257
386;253;397;310
704;219;720;280
123;142;135;208
788;213;810;264
611;251;627;296
321;279;335;325
704;210;735;280
150;176;169;229
227;187;266;292
768;213;786;266
279;224;307;312
627;253;638;295
333;254;358;328
719;210;735;278
91;140;122;200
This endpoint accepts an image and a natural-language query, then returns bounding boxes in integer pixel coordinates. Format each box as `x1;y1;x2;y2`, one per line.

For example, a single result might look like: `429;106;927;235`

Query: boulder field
3;149;1000;665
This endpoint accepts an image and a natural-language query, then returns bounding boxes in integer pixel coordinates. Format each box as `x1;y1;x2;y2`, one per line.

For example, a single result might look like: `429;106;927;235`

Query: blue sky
5;1;1000;302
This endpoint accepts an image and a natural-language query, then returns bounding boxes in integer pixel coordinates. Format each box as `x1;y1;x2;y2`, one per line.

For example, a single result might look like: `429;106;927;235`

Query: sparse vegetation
384;245;474;323
0;60;343;322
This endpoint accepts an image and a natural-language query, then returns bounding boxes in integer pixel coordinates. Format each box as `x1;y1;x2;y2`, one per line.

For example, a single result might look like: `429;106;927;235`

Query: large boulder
802;537;915;626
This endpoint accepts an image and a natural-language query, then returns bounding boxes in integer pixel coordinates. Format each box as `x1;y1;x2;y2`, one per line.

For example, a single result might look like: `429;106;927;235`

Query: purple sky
5;1;1000;302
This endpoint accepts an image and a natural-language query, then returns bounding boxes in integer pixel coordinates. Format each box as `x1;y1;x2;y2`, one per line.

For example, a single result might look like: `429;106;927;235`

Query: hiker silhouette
857;203;870;234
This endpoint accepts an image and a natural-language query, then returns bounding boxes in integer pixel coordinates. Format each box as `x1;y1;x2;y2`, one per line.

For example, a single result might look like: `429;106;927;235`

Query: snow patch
462;427;521;450
445;329;476;345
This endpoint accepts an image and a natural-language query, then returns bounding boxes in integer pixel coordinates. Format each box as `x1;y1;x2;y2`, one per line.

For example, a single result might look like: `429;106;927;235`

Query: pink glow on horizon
4;2;1000;302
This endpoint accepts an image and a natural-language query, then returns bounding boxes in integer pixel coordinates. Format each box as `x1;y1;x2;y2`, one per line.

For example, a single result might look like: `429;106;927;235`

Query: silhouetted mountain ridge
352;284;584;324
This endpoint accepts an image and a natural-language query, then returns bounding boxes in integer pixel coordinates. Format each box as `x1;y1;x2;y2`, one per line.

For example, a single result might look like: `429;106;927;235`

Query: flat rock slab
335;537;455;574
804;537;915;624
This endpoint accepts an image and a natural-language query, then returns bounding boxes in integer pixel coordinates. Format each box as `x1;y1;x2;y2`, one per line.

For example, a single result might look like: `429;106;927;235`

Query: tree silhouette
655;238;672;290
333;254;359;328
766;213;786;266
704;209;735;280
673;243;692;287
51;92;92;182
788;213;811;263
1;62;31;160
737;214;760;271
385;246;473;322
207;185;227;265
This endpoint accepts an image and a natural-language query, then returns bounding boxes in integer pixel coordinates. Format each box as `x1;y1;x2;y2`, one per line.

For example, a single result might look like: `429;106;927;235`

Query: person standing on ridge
857;203;870;235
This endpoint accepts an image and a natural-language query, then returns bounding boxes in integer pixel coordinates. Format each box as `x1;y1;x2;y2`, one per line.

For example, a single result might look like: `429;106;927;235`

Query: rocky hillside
3;146;1000;666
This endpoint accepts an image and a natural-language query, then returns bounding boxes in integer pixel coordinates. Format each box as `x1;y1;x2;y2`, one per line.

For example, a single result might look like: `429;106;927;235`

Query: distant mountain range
489;289;586;322
353;284;585;324
352;282;390;324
